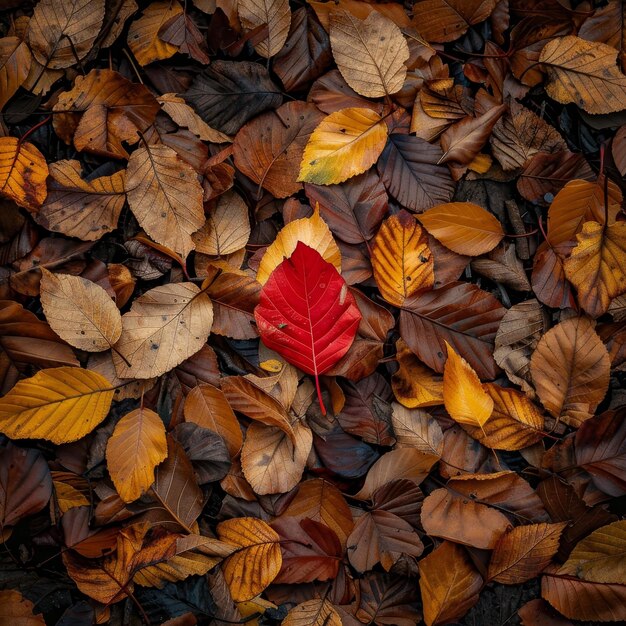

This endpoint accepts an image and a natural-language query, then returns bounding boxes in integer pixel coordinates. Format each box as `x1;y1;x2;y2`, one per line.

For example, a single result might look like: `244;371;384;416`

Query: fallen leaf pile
1;0;626;624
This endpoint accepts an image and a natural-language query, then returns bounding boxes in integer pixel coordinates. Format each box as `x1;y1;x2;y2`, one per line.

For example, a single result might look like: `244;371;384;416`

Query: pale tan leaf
329;9;409;98
192;191;250;256
256;207;341;285
106;408;167;503
27;0;105;69
238;0;291;58
112;282;214;379
128;0;182;66
391;402;444;456
283;599;342;626
36;160;126;241
126;144;204;258
40;269;122;352
530;316;610;427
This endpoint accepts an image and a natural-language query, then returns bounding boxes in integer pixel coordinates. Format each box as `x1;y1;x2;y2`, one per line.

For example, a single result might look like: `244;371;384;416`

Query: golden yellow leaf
530;316;610;427
27;0;104;69
418;202;504;256
127;0;182;66
40;269;122;352
125;144;205;259
0;38;31;110
564;221;626;318
192;190;250;256
371;210;434;306
298;107;388;185
540;36;626;114
0;367;114;444
391;339;444;408
158;93;231;143
238;0;291;58
53;481;89;514
0;136;48;211
443;341;493;429
217;517;282;602
256;207;341;285
36;159;126;241
112;282;214;379
284;599;342;626
329;9;409;97
106;408;167;503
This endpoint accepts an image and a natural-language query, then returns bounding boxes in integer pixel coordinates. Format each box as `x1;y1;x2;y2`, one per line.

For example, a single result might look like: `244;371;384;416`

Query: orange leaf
0;136;48;211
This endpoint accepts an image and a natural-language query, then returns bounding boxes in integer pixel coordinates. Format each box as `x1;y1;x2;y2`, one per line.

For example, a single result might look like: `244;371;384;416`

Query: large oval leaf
0;367;114;444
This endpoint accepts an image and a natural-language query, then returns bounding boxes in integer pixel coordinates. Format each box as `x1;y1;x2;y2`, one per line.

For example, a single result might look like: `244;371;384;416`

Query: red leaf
254;242;361;414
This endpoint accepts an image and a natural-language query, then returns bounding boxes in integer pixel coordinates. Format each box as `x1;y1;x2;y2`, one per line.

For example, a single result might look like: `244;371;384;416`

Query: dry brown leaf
36;160;125;241
128;0;183;66
240;419;312;495
391;402;444;456
283;599;342;626
540;36;626;114
112;282;214;379
217;517;282;602
564;221;626;318
126;144;204;259
0;37;31;110
0;137;48;212
298;107;388;185
0;590;45;625
256;207;341;284
419;541;483;626
40;269;122;352
488;522;567;584
158;94;231;143
530;316;610;427
238;0;291;58
192;191;250;257
27;0;105;69
106;407;167;503
329;9;409;98
371;210;434;307
470;242;531;292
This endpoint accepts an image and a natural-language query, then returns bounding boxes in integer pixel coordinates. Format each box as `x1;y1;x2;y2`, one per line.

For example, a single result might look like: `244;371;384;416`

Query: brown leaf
283;599;342;626
0;38;31;110
471;242;531;291
158;94;230;143
238;0;291;58
531;242;577;309
419;541;483;626
0;590;45;624
391;402;444;456
530;316;610;427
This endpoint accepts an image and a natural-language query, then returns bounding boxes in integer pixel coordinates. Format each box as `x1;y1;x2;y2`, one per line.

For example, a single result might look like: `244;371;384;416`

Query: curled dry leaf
0;137;48;212
106;407;167;503
125;144;204;259
217;517;282;602
238;0;291;58
112;282;214;380
40;269;122;352
329;9;409;98
298;107;388;185
36;160;126;241
530;316;610;428
419;541;483;626
418;202;504;256
540;36;626;114
0;367;114;444
256;208;341;285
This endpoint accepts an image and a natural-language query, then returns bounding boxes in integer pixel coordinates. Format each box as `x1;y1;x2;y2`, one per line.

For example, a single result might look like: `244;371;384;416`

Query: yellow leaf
128;0;182;66
40;269;122;352
329;9;409;98
217;517;282;602
371;210;434;306
540;36;626;114
112;282;213;379
53;481;89;514
530;316;610;428
564;221;626;318
0;136;48;211
256;207;341;285
298;107;388;185
238;0;291;58
0;367;114;444
192;190;250;256
106;408;167;503
443;341;493;429
36;159;126;241
418;202;504;256
125;144;205;259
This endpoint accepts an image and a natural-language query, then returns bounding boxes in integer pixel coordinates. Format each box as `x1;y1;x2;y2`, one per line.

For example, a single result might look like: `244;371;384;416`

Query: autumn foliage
2;0;626;624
